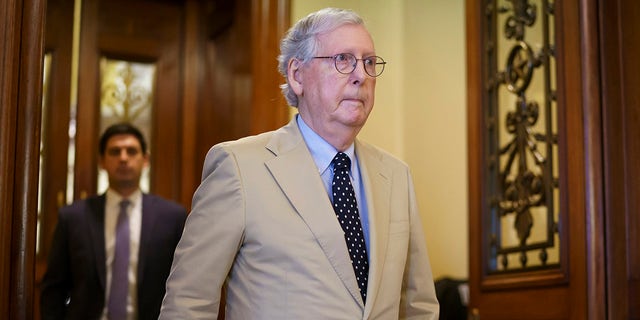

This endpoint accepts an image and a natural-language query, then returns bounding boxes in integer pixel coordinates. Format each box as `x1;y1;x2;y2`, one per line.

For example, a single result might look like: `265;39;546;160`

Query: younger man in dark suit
41;123;187;320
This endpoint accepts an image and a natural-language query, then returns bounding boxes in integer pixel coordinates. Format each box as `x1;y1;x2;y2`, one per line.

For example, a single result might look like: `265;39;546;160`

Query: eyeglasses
312;53;386;77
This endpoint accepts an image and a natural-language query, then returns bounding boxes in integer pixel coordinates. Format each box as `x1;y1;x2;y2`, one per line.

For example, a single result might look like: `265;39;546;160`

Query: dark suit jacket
40;193;187;320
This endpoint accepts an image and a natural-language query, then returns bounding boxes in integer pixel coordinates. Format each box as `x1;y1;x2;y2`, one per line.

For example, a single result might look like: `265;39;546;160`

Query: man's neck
110;186;139;199
298;113;361;151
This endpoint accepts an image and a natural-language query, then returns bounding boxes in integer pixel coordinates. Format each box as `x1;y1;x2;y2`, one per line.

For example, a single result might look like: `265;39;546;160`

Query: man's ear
287;58;303;95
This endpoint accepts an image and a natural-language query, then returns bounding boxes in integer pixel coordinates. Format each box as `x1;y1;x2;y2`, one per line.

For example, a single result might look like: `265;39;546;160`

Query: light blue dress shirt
296;115;371;255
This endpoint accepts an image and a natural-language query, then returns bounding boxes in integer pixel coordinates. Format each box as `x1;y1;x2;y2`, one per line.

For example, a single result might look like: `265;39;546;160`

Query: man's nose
350;61;366;85
118;150;129;160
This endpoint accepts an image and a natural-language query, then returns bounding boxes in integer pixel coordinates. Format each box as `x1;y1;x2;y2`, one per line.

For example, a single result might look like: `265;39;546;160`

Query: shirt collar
106;188;142;207
296;114;356;174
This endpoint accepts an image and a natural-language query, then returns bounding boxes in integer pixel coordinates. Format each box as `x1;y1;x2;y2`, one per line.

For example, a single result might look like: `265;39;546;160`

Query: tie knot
119;199;130;211
332;152;351;171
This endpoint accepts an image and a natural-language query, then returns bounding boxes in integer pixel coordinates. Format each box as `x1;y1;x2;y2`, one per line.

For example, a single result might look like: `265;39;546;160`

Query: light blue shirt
296;115;371;255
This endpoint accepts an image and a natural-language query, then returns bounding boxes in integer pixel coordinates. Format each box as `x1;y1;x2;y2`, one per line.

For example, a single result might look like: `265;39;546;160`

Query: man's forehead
316;24;375;53
106;134;141;148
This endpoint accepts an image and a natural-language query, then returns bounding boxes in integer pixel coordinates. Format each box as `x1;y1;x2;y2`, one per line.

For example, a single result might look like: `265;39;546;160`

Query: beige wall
291;1;468;280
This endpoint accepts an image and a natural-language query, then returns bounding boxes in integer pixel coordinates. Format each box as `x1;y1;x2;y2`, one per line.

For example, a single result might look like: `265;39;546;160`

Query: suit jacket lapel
355;141;392;319
264;118;365;307
87;195;108;290
137;194;156;289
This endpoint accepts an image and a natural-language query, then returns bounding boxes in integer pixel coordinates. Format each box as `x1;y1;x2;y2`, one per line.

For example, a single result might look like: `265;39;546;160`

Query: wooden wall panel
250;0;290;135
180;0;202;206
601;0;640;318
193;0;290;210
617;1;640;317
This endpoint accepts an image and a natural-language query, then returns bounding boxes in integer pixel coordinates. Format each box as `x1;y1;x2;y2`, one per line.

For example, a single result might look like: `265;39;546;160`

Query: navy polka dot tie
331;152;369;303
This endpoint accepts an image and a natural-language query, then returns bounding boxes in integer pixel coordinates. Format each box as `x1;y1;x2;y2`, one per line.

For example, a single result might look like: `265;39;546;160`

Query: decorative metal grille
484;0;560;273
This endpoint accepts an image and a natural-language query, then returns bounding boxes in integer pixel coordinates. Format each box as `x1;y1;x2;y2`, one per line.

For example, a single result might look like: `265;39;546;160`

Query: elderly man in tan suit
160;7;439;319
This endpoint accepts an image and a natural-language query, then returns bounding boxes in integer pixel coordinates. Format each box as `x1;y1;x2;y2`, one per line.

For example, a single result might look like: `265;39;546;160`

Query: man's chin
112;179;138;190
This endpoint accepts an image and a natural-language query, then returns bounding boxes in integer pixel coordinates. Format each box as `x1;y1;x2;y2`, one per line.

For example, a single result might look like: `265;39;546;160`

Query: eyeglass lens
335;53;385;77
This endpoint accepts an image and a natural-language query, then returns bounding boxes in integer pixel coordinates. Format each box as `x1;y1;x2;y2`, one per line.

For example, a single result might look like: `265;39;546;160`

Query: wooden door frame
576;0;607;317
34;1;76;316
466;0;605;318
0;0;46;317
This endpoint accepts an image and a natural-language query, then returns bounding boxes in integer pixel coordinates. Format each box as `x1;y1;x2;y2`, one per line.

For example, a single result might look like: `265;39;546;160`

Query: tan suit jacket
160;118;439;319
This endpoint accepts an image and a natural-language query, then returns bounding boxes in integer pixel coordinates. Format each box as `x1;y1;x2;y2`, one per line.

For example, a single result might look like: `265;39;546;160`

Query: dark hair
99;122;148;156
